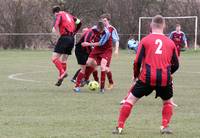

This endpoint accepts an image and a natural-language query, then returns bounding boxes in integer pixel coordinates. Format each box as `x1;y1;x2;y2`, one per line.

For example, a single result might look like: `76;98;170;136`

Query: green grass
0;49;200;138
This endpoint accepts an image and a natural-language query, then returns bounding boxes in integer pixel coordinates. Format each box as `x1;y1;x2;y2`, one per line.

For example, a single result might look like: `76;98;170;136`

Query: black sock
72;69;81;80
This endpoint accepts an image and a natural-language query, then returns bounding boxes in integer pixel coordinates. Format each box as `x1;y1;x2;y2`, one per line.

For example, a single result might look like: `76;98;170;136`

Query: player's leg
52;52;63;77
176;45;181;57
113;80;153;134
99;58;108;92
73;65;86;92
157;84;174;134
60;54;68;75
120;81;136;105
106;67;114;90
92;68;99;82
71;69;81;83
52;52;68;86
84;57;97;81
160;99;173;134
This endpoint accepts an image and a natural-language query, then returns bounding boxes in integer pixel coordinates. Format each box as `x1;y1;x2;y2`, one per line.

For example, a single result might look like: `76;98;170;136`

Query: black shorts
54;35;74;55
131;80;173;100
75;44;89;65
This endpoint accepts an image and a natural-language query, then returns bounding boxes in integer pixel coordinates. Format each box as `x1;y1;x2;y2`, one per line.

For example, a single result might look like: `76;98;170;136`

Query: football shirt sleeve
53;14;62;28
112;28;120;43
133;40;145;78
171;46;179;74
169;31;174;39
99;29;111;46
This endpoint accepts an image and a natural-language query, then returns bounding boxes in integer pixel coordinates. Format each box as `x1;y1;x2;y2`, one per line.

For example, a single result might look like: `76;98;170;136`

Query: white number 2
155;39;162;54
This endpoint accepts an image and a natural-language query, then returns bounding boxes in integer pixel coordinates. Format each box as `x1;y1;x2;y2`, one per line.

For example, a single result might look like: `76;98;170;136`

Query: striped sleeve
99;29;111;46
133;40;145;78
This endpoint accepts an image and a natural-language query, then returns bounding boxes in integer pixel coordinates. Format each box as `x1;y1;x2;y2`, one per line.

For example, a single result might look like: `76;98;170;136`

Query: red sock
162;102;173;128
100;71;106;89
62;63;67;71
118;102;133;128
107;71;114;84
92;70;99;82
75;72;84;87
52;58;64;76
60;63;67;76
85;67;94;81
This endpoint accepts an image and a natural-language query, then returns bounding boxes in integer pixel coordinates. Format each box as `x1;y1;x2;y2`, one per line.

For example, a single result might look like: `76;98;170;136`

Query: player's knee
163;100;173;106
126;93;138;105
51;57;59;63
105;67;110;72
100;65;106;71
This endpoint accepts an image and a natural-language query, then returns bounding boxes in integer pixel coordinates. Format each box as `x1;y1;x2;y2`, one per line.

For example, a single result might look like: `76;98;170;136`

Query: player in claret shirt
113;15;179;135
51;6;82;87
100;13;120;90
169;24;188;57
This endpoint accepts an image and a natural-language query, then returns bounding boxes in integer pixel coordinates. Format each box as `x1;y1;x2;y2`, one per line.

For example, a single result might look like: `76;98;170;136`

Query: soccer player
51;6;82;86
71;28;89;83
82;20;112;93
100;13;120;90
169;24;188;56
73;27;100;92
112;15;179;134
127;35;138;53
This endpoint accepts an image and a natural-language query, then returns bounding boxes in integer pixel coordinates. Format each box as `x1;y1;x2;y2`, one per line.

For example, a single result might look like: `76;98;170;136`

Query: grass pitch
0;49;200;138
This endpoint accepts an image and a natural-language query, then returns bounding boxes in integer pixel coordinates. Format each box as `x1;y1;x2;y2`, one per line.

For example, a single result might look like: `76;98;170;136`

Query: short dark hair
100;13;111;21
52;6;61;14
97;20;105;31
152;15;165;28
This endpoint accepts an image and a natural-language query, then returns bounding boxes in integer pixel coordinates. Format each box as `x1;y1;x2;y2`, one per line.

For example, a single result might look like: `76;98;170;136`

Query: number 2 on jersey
155;39;162;54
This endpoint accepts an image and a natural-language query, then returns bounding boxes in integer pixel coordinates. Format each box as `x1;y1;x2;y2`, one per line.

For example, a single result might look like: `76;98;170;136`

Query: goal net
138;16;198;50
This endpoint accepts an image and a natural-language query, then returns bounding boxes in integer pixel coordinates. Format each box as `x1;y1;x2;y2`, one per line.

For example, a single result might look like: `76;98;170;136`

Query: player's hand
52;27;60;37
52;27;56;33
82;42;90;47
132;76;138;83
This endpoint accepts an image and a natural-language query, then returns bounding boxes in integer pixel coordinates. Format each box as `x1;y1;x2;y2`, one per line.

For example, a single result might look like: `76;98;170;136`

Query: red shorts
89;48;112;67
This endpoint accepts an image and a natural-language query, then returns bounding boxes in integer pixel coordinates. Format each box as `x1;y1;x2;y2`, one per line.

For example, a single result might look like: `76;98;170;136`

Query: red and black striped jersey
134;33;179;86
75;28;96;54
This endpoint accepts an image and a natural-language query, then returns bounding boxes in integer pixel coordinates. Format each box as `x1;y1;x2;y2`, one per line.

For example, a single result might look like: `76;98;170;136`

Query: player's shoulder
108;25;116;30
180;31;186;35
170;31;176;34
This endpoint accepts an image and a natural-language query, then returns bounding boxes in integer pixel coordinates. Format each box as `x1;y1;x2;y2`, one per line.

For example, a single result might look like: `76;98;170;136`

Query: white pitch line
8;71;48;83
181;71;200;74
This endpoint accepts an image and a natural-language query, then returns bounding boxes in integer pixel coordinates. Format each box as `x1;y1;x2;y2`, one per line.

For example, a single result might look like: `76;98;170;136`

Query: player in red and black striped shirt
113;15;179;135
73;27;100;92
51;6;82;87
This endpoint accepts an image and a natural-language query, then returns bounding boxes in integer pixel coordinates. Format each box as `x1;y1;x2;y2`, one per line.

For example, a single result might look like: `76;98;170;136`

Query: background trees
0;0;199;49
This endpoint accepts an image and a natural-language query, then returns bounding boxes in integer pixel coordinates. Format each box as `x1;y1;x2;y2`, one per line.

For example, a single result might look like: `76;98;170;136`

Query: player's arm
169;31;174;39
52;14;61;35
171;47;179;74
182;32;188;48
133;41;145;79
82;29;110;47
73;17;82;35
112;28;120;55
84;30;94;43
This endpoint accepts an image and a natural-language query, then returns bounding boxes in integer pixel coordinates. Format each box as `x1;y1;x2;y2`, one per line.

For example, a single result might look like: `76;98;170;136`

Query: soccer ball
88;81;100;91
